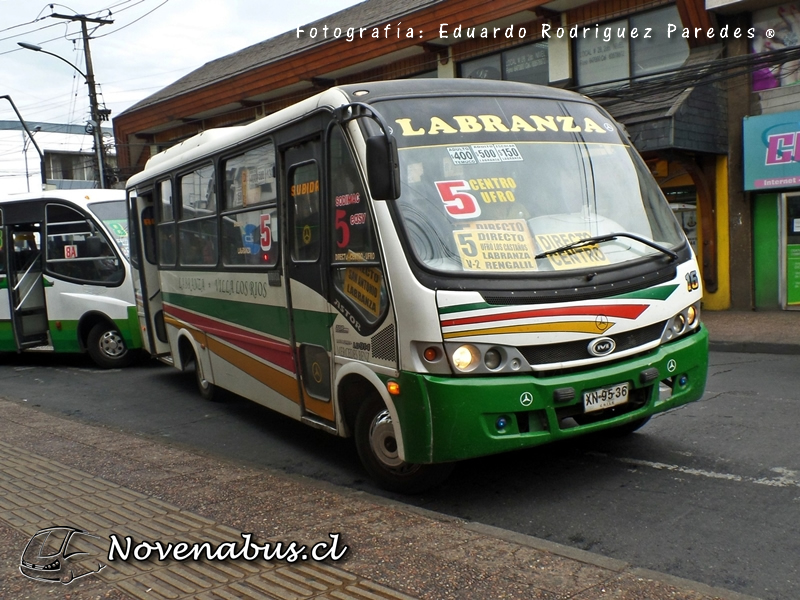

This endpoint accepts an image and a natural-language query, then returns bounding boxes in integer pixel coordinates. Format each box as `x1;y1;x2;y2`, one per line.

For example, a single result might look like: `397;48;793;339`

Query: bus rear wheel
354;396;453;494
191;350;217;402
87;323;133;369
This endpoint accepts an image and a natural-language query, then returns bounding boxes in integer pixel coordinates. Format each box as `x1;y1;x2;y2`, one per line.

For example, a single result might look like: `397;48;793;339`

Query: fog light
484;348;502;370
678;374;688;387
496;416;509;431
671;313;686;335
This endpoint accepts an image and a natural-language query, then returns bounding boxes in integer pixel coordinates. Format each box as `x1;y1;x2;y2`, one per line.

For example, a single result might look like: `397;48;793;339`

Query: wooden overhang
113;0;716;179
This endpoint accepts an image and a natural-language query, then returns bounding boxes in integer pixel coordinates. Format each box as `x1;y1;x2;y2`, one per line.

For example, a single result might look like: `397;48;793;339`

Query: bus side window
221;141;279;267
0;209;5;274
157;179;176;266
45;203;123;284
290;162;321;262
328;125;386;326
178;165;218;267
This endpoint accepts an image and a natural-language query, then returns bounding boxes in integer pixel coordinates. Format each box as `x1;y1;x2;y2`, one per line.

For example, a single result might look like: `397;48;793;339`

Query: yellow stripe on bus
442;320;616;339
207;337;300;403
165;315;300;404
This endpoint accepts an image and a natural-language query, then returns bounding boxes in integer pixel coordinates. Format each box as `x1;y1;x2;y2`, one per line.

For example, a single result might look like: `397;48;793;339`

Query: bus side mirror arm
332;102;401;201
366;135;400;201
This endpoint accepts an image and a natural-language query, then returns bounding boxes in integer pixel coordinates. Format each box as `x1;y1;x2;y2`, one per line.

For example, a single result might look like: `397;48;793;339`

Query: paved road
0;349;796;600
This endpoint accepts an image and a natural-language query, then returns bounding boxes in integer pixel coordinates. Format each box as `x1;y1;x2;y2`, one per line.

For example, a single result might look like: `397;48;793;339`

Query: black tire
87;323;133;369
354;396;453;494
192;351;217;402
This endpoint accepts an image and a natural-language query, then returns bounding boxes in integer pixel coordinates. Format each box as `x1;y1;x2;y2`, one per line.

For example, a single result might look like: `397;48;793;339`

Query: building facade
113;0;794;311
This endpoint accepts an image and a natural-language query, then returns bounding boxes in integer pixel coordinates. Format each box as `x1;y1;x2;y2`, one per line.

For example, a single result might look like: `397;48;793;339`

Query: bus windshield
88;200;130;259
375;95;685;275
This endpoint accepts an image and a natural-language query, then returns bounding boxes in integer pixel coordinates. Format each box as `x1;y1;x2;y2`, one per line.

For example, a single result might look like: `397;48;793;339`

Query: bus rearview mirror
366;135;400;200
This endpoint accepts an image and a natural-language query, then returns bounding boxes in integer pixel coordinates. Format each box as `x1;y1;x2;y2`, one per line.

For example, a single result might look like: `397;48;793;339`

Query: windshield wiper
534;232;678;261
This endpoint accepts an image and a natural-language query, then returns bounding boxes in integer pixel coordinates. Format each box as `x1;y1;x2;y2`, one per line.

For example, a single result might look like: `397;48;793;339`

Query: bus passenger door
6;224;50;349
129;190;171;357
283;138;335;425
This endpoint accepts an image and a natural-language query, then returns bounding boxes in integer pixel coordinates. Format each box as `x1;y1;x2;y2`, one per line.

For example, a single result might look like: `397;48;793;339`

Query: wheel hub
369;409;404;468
99;331;126;358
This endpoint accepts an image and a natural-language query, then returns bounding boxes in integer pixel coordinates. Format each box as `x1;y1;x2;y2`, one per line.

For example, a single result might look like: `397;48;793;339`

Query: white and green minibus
126;79;708;492
0;189;140;368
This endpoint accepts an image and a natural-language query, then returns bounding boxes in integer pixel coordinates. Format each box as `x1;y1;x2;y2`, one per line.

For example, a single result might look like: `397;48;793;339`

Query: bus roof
0;189;125;210
126;79;595;189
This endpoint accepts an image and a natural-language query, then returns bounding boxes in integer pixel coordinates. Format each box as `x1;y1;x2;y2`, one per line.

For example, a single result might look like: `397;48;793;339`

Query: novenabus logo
19;526;107;584
588;336;616;357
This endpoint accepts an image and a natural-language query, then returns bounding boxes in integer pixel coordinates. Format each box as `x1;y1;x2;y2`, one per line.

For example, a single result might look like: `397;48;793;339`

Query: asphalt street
0;348;796;600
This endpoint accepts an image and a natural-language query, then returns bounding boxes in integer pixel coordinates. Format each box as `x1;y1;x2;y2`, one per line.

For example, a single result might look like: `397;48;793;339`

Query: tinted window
45;204;123;285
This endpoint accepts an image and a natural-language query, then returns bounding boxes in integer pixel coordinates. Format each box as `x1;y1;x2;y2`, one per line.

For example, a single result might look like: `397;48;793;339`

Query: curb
709;340;800;355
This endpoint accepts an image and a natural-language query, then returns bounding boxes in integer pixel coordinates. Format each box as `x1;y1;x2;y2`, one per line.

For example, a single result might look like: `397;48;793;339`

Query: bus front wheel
354;396;453;494
87;323;133;369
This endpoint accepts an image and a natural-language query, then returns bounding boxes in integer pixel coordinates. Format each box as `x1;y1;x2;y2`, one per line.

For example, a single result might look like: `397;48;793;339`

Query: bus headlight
443;342;529;375
661;302;701;343
452;345;480;372
686;304;698;327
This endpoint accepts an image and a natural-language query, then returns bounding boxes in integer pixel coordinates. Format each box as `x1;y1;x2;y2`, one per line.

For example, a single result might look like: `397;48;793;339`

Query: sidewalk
704;309;800;354
1;310;791;600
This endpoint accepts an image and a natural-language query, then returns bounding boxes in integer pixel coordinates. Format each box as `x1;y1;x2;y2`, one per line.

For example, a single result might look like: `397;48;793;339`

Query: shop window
630;8;689;77
460;41;549;85
663;186;698;255
461;54;502;80
576;5;689;89
752;3;800;90
503;42;548;84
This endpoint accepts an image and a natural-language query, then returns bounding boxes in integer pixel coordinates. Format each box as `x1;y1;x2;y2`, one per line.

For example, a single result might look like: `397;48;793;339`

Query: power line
572;46;800;105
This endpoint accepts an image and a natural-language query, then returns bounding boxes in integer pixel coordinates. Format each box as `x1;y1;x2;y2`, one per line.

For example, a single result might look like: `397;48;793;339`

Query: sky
0;0;362;193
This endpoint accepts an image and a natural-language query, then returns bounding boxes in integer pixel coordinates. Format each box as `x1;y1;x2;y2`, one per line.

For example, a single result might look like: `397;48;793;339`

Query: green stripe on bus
124;305;143;349
163;292;335;349
0;277;6;290
0;321;15;351
438;302;494;315
612;284;679;301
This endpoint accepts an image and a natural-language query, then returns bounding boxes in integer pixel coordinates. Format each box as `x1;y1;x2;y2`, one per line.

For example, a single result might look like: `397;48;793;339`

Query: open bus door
5;224;49;350
283;136;336;426
128;190;171;357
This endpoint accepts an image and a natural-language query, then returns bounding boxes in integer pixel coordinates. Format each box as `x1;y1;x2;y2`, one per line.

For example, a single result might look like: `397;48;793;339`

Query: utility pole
50;13;113;188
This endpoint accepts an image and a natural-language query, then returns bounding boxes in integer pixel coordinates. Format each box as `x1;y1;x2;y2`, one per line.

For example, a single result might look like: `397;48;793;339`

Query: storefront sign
743;111;800;191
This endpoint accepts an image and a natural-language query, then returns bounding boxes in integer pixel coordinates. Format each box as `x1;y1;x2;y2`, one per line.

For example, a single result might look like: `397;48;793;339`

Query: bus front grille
518;321;667;368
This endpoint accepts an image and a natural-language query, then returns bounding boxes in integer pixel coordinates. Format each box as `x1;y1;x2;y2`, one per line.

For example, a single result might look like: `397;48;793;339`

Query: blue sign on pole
743;110;800;191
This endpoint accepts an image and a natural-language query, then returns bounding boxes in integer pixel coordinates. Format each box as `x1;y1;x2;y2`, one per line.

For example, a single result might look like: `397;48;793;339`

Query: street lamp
18;41;107;188
23;126;42;192
1;94;45;190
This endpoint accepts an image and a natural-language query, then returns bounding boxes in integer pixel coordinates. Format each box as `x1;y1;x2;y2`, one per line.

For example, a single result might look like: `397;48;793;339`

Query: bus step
301;415;337;434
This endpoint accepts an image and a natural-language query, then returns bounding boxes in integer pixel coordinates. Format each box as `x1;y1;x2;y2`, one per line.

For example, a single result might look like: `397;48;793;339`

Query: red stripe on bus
164;304;296;372
440;304;649;328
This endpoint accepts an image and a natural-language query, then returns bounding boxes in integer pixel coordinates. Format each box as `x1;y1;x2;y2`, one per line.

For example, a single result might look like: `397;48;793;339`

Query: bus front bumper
394;325;709;464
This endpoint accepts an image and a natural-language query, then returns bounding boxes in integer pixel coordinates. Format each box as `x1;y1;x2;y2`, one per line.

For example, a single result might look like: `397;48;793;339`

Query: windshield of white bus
88;200;130;260
374;96;685;275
